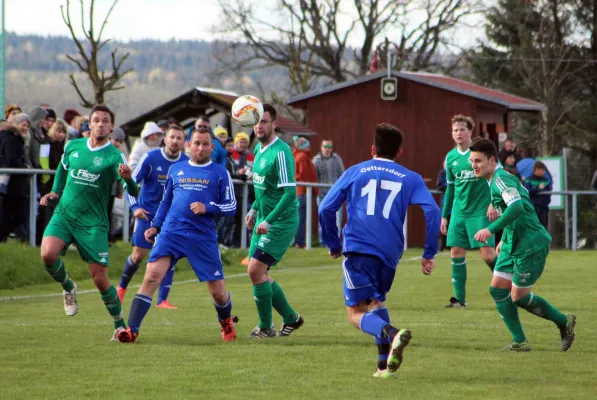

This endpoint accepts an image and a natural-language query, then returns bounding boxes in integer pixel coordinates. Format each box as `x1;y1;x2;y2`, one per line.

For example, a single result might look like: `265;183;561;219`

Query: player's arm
441;157;455;218
486;176;524;234
410;175;441;260
151;173;174;231
263;148;297;226
115;153;139;197
318;171;349;253
127;153;150;212
50;141;74;194
204;171;237;217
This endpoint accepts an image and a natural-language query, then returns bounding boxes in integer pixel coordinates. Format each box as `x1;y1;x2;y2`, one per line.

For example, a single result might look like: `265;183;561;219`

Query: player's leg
119;256;173;343
490;256;529;351
510;248;575;351
247;253;276;338
206;279;236;341
118;219;152;303
156;263;177;309
88;262;127;339
41;215;77;316
446;216;469;307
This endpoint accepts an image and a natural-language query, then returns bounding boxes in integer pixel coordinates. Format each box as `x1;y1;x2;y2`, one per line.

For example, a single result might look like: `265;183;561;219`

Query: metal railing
1;168;596;251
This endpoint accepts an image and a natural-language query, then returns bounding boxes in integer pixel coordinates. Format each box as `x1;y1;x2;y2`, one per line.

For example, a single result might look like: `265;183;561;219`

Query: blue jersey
319;158;441;267
127;148;189;217
152;160;236;240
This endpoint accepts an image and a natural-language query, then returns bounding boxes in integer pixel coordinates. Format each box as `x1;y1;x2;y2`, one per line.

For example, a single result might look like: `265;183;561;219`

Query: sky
5;0;484;48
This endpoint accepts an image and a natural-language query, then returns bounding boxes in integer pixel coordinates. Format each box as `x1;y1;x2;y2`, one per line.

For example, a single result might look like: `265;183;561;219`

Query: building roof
121;87;317;137
287;70;546;112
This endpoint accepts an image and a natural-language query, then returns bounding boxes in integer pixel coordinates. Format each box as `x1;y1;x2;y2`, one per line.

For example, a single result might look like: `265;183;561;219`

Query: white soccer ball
231;95;264;127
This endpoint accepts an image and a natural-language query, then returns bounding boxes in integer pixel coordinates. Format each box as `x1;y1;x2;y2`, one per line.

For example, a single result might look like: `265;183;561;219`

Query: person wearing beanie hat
292;135;318;248
213;125;228;145
44;108;57;130
81;121;91;137
63;108;80;126
110;127;126;148
157;119;169;133
129;121;164;170
12;113;31;128
234;132;250;146
4;104;21;122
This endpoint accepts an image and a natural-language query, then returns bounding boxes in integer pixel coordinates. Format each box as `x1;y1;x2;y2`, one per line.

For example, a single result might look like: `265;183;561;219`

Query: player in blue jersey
319;123;441;378
117;128;238;342
116;126;189;308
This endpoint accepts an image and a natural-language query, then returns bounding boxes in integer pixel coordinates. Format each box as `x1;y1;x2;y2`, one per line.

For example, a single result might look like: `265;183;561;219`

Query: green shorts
494;246;549;288
43;213;109;266
447;214;495;249
249;218;298;266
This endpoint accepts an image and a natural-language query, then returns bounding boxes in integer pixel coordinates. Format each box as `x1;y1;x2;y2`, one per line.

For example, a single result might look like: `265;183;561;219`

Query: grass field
0;245;596;399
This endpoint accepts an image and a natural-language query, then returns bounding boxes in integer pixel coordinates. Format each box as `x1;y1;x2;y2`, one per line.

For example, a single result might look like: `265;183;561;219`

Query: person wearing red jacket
292;136;318;248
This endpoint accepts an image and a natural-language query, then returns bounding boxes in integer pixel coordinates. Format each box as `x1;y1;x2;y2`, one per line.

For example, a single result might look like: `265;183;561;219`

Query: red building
288;70;545;247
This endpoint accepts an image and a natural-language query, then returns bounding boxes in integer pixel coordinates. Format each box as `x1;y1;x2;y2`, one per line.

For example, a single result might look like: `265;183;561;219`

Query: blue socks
214;292;232;321
119;256;140;289
360;309;392;338
158;267;175;304
128;294;152;333
372;308;391;370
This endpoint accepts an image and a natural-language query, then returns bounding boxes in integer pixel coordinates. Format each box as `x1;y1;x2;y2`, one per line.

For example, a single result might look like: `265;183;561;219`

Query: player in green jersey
39;105;139;340
470;139;576;352
244;104;304;338
441;115;497;308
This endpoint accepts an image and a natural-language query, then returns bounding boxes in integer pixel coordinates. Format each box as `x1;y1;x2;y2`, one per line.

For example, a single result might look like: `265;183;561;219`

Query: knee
40;247;59;265
211;290;229;305
451;248;466;258
144;266;162;284
489;286;510;301
247;266;266;284
131;247;147;264
512;292;530;304
91;270;109;291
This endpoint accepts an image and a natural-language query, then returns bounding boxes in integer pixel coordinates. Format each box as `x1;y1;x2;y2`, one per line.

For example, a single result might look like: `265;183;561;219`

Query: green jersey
51;138;137;230
488;168;551;256
251;137;298;224
445;148;490;217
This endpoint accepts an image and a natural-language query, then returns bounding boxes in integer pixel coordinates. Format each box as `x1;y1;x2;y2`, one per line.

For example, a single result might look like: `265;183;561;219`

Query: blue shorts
132;218;153;249
148;230;224;282
342;253;396;307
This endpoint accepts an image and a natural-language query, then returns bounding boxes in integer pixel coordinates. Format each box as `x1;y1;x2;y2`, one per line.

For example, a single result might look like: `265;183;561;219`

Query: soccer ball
231;95;264;127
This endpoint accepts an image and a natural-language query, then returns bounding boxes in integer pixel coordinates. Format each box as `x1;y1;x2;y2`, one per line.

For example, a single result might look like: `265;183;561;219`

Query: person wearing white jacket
129;122;164;170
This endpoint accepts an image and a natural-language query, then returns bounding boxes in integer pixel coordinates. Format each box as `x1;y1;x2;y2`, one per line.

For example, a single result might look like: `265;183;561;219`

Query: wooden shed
287;70;546;247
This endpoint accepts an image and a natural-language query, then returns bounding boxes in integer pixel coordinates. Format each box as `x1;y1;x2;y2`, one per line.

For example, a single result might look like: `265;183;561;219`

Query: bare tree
61;0;133;108
214;0;483;96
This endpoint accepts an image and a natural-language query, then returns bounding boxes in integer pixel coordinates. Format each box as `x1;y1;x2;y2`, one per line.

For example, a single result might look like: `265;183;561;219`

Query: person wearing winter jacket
523;161;552;229
129;121;164;170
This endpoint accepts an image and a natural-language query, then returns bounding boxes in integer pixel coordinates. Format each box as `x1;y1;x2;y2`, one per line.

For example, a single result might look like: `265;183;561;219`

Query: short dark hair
190;127;212;141
262;104;277;121
469;138;498;162
166;125;184;135
224;138;234;145
533;161;547;171
373;123;404;159
89;104;115;124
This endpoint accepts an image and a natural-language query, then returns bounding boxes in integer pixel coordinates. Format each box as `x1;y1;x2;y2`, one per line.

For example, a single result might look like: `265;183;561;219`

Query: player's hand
474;228;493;244
245;212;256;229
440;218;449;235
487;204;498;222
496;241;503;256
118;164;132;180
421;257;435;275
329;250;342;259
40;192;59;206
145;227;158;242
256;221;270;235
134;208;150;221
190;202;207;214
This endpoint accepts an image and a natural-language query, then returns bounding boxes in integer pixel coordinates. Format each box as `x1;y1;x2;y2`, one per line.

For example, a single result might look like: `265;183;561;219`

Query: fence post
306;185;312;250
241;182;248;250
572;193;578;252
564;194;570;250
123;203;130;243
28;174;37;247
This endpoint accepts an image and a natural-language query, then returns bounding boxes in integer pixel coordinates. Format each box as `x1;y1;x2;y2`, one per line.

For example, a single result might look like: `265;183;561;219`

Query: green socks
451;257;467;303
271;280;297;324
44;258;75;292
514;293;568;327
490;286;526;343
253;281;273;329
486;257;497;272
100;286;126;329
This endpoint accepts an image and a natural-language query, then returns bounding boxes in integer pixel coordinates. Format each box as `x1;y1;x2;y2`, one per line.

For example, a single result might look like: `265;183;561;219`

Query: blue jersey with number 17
319;158;441;268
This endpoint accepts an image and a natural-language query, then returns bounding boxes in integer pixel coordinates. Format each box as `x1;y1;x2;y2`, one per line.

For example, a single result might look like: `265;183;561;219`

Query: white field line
0;256;430;302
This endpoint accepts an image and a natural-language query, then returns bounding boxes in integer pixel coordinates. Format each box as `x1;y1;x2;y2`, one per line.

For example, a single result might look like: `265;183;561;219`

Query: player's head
188;127;214;164
254;104;278;143
451;115;474;145
163;125;186;157
371;123;404;160
533;160;547;177
469;138;499;179
89;104;115;141
195;115;210;130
